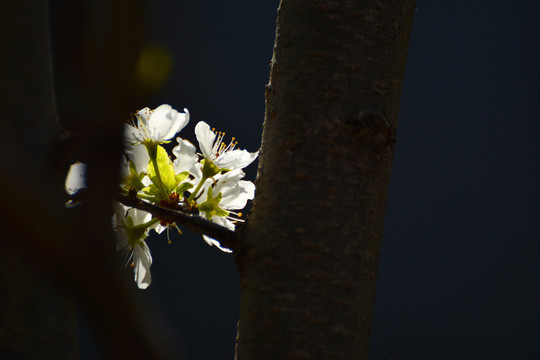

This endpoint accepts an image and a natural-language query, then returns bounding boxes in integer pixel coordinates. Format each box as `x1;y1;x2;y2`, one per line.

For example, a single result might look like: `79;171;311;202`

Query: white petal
141;175;152;187
112;222;128;249
163;108;189;140
133;242;152;289
113;202;129;221
124;124;141;144
125;143;150;173
65;162;87;195
172;137;198;174
194;121;216;160
119;156;130;180
194;177;215;203
218;168;246;183
202;217;234;253
189;163;203;184
137;107;152;124
114;202;152;227
147;104;174;140
219;180;255;210
129;208;153;225
152;223;167;234
215;149;258;170
147;104;189;141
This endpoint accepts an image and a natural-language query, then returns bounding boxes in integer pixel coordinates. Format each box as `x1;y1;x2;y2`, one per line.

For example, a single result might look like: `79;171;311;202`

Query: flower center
211;128;238;159
127;109;157;143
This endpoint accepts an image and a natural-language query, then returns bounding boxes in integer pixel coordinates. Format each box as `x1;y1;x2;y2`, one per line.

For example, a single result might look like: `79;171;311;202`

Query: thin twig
70;190;236;251
116;194;236;249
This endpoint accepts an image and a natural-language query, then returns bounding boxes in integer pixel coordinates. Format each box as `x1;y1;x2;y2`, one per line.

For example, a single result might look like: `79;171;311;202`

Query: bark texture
235;1;415;359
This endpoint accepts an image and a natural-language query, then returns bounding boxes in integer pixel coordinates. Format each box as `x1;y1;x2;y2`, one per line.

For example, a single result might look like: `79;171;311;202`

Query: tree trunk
235;1;415;359
0;1;79;359
0;1;168;359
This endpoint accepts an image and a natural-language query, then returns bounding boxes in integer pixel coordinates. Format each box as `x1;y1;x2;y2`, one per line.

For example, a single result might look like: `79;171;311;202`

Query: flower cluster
65;104;258;289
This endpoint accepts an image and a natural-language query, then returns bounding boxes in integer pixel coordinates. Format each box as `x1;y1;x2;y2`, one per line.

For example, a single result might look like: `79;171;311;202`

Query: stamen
120;246;134;267
226;210;245;223
210;127;240;159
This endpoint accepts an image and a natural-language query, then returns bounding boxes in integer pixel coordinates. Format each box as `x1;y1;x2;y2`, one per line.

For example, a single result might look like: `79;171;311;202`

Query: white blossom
197;169;255;252
125;104;189;145
113;203;156;289
194;121;258;171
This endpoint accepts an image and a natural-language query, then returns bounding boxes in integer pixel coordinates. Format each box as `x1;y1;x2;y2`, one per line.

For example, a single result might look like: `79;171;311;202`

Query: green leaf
175;171;189;184
147;145;177;194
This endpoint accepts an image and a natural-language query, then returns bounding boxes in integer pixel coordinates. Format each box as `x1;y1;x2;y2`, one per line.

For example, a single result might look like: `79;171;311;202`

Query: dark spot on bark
265;84;272;98
293;171;310;181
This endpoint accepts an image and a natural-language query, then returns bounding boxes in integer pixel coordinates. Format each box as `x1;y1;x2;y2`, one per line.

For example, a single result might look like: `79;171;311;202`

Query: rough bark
235;1;415;359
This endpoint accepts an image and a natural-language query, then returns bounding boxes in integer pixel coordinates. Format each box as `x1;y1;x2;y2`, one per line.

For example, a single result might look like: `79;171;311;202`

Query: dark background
75;1;540;359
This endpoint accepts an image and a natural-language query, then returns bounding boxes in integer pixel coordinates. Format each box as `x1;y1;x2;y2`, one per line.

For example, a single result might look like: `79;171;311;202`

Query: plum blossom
65;104;259;288
113;203;158;289
194;121;258;171
125;104;189;145
196;169;255;252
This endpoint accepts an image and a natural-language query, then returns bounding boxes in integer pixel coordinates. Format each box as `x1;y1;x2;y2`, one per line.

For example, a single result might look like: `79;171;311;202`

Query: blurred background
52;1;540;359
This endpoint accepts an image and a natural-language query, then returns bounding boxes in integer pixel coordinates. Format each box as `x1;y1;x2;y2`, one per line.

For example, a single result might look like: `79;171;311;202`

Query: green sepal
121;160;147;191
175;181;193;196
144;142;158;159
122;217;159;248
141;184;164;203
215;208;229;218
202;158;221;178
197;187;228;219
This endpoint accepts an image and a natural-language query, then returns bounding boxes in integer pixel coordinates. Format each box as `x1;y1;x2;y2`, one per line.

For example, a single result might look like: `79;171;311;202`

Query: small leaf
147;145;177;194
175;171;189;184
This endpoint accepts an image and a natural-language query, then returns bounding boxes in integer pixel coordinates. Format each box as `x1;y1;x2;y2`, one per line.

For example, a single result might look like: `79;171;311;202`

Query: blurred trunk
234;1;415;359
0;1;79;359
0;1;169;359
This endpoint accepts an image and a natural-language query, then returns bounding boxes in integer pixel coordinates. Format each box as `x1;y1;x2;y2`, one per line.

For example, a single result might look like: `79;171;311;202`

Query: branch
116;193;236;250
